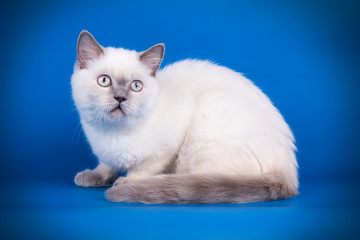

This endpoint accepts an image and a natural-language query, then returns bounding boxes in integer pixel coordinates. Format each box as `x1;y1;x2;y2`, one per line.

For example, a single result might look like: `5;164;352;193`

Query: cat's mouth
110;105;124;115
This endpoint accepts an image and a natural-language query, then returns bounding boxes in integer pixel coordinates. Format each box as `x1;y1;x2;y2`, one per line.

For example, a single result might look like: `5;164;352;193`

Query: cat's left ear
139;43;165;77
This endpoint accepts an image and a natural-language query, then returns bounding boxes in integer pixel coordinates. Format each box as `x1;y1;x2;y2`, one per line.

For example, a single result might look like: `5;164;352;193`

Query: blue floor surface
1;178;359;239
1;0;359;239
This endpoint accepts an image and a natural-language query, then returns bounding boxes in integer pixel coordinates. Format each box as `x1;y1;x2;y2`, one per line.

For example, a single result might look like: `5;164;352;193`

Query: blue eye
130;80;143;92
97;75;111;87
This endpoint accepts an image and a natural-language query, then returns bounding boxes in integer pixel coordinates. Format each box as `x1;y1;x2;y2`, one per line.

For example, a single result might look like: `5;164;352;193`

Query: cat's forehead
94;47;145;80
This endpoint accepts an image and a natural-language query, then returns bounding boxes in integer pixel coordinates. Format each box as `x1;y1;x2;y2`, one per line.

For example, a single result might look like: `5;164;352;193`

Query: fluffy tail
105;173;298;204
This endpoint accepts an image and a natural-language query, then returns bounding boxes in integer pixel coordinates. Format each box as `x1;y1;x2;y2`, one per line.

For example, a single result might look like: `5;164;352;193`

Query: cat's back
156;59;274;112
157;59;250;91
156;59;269;101
155;59;290;140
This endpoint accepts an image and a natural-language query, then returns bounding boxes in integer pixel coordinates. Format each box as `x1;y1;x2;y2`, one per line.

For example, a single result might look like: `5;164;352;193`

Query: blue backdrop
1;0;359;239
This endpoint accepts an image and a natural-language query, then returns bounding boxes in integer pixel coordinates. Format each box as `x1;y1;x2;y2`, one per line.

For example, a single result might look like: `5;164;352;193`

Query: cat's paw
74;169;112;187
113;176;143;186
113;177;131;186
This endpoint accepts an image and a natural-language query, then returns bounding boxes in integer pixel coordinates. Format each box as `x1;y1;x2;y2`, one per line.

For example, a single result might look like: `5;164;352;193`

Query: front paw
113;176;142;186
113;177;130;186
74;169;112;187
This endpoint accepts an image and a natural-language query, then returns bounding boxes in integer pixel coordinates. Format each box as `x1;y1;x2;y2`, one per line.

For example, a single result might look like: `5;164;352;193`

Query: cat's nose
114;96;127;103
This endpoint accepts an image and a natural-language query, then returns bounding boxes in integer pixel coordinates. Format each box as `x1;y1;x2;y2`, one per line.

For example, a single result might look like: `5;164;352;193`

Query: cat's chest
84;125;151;169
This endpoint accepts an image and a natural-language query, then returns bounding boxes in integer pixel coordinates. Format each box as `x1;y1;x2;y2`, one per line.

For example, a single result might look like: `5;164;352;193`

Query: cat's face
71;31;164;128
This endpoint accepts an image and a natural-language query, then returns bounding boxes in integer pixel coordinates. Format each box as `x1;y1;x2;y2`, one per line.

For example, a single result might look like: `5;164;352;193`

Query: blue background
1;0;359;239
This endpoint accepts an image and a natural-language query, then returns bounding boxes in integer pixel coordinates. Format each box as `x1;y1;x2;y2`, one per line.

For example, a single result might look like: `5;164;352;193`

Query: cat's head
71;30;164;129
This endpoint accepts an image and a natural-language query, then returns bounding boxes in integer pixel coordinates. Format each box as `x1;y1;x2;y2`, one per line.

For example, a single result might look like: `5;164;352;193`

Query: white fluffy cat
72;30;298;204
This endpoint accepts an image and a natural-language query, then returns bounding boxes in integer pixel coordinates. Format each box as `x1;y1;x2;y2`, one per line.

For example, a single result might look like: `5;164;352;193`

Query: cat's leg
113;156;172;185
75;162;118;187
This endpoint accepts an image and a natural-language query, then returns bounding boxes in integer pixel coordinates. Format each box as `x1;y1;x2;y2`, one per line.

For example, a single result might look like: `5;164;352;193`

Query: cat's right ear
77;30;104;69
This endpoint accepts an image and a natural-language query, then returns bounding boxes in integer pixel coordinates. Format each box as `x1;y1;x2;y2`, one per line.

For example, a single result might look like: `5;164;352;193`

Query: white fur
71;46;298;192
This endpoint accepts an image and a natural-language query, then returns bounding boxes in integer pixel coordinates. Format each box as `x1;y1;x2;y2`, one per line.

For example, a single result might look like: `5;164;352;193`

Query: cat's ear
139;43;165;77
77;30;104;69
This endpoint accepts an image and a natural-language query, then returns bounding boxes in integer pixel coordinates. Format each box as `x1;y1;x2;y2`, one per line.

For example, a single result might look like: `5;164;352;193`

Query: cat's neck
81;116;147;135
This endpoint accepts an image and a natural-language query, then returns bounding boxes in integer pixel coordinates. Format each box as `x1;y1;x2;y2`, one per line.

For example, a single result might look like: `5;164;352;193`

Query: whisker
127;103;147;124
71;122;82;144
76;124;83;145
68;103;96;114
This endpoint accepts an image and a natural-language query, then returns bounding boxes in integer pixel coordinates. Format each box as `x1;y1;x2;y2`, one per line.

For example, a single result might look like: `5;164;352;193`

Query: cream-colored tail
105;173;298;204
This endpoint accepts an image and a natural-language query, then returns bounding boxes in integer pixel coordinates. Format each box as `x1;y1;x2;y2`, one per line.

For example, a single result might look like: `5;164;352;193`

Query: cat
71;30;299;204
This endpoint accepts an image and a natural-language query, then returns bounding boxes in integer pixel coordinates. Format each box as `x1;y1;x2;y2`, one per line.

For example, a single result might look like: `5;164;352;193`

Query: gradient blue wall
0;0;359;185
